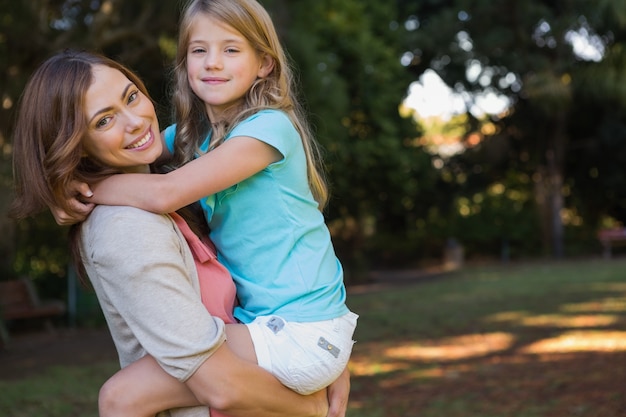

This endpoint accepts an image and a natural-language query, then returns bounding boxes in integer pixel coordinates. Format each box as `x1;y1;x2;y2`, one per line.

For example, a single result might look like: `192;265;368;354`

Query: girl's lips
202;77;228;84
126;130;153;150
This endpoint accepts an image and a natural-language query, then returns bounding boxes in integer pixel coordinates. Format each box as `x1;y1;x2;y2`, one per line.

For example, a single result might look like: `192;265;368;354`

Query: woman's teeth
127;132;151;149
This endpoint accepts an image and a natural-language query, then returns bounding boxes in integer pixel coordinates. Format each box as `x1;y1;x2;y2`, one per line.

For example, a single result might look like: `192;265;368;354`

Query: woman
9;49;348;417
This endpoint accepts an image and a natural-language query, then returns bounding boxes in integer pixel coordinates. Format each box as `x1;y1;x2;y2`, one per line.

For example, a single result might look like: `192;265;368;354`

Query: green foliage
268;0;438;278
6;0;626;287
403;0;626;258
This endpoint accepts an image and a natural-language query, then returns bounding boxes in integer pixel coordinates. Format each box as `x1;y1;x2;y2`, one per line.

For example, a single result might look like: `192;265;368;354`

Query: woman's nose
124;111;144;131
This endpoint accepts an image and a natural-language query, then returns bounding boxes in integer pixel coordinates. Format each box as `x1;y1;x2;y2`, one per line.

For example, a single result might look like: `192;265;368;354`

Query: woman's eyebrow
88;82;134;124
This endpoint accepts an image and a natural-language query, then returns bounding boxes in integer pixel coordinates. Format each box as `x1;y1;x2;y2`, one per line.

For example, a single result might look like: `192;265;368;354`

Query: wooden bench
0;278;66;347
598;228;626;259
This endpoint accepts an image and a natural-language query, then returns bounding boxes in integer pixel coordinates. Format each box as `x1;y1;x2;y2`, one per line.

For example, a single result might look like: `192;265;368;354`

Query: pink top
170;212;237;324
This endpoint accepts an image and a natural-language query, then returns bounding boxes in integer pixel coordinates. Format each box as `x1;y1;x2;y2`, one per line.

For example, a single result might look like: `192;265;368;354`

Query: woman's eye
96;116;111;129
128;90;139;104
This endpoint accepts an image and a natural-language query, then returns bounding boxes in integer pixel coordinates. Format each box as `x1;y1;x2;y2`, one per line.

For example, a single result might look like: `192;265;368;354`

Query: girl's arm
91;136;281;214
49;180;95;225
49;131;173;226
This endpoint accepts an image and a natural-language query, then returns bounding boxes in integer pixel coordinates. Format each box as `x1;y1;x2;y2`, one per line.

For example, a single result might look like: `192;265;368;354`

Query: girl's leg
99;323;256;417
224;323;257;364
99;354;201;417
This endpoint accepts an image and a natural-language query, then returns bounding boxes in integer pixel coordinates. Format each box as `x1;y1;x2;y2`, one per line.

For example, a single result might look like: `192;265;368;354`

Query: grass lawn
1;258;625;417
347;258;626;417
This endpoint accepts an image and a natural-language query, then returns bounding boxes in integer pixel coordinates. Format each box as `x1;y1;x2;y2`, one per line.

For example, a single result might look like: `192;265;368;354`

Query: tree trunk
545;110;567;258
534;109;567;258
0;181;16;276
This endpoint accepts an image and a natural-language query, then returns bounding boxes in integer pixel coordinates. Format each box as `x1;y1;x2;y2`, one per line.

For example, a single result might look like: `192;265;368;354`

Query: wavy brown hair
8;50;156;283
9;50;151;221
171;0;329;208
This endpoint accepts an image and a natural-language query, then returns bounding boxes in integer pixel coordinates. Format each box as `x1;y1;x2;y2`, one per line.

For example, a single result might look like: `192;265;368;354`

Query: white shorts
246;311;358;394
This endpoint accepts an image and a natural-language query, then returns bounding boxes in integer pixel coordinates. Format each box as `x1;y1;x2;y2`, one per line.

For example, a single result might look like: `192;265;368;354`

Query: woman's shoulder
88;205;166;221
84;206;173;240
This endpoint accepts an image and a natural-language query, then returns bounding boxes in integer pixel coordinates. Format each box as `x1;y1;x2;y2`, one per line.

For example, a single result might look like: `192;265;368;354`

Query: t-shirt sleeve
163;124;177;155
82;207;225;382
227;110;299;160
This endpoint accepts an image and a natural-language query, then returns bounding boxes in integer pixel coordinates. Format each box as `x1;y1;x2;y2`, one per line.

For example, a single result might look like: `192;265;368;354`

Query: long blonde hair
171;0;328;208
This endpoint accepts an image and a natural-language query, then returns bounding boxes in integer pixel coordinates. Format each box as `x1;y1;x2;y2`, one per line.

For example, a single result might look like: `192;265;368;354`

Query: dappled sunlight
562;297;626;313
587;282;626;292
520;330;626;354
384;332;515;361
350;327;626;379
350;332;515;377
349;357;411;377
486;310;618;327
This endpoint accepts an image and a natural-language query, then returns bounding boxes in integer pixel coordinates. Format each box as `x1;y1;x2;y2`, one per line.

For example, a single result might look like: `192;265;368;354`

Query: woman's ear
257;54;275;78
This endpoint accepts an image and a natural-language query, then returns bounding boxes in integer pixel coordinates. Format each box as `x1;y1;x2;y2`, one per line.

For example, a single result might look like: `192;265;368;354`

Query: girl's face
186;14;273;120
82;65;162;173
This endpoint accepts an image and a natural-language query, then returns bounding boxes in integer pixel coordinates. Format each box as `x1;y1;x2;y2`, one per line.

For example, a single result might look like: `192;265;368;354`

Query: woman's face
82;65;162;173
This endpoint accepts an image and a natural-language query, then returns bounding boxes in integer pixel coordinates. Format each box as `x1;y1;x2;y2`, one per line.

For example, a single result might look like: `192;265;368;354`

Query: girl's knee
98;372;140;417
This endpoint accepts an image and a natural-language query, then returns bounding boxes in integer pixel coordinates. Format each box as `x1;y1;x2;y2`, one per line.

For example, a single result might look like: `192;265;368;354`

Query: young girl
88;0;358;400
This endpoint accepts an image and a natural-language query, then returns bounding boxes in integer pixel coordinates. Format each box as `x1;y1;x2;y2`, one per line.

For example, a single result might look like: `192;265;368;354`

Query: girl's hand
50;181;95;226
326;367;350;417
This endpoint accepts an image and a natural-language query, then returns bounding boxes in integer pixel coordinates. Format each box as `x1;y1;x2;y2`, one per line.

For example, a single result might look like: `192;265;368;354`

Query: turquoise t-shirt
164;110;348;323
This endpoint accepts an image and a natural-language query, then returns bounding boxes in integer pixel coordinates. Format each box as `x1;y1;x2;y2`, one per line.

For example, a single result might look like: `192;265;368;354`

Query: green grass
0;363;118;417
2;258;626;417
346;258;626;417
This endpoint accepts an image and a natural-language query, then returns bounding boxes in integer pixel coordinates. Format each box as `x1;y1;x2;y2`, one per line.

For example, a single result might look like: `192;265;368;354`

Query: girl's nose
204;51;223;70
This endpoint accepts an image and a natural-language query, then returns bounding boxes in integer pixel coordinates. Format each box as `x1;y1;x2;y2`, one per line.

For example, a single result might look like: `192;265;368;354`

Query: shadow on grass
346;258;626;417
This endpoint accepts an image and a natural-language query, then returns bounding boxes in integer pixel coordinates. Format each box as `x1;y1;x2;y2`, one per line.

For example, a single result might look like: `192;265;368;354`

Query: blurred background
2;0;626;305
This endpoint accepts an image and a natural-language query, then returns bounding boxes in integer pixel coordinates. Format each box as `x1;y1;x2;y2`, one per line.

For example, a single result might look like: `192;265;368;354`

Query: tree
401;0;626;258
264;0;437;277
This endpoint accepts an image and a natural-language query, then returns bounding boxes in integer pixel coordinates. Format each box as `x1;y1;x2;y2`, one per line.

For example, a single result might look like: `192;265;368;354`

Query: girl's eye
190;47;206;54
225;47;239;54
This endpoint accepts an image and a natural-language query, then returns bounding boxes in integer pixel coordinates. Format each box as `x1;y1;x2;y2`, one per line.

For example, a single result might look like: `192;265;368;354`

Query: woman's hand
50;180;95;225
326;367;350;417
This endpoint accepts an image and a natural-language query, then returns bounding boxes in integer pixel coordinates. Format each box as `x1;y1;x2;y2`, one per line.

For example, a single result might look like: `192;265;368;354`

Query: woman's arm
186;342;327;417
98;337;328;417
91;136;281;214
99;321;348;417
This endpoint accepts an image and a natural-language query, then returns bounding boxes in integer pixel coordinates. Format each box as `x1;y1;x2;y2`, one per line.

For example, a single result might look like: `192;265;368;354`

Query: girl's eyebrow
189;37;246;45
88;82;134;124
